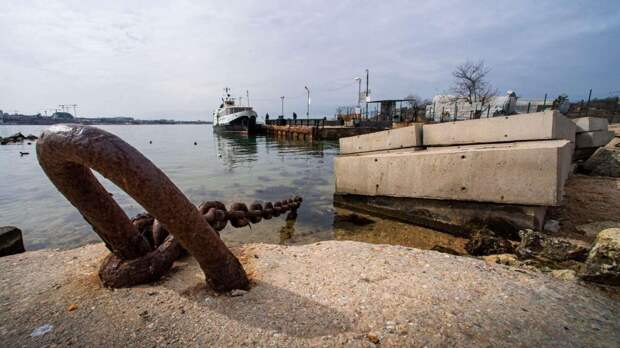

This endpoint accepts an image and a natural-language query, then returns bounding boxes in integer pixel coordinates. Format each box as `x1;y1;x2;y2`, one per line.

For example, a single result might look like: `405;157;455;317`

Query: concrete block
576;131;614;148
334;194;546;237
572;117;609;133
423;110;576;146
335;140;573;206
339;124;423;154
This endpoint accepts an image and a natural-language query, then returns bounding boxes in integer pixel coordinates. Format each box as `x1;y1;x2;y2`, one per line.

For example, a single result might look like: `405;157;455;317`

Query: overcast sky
1;0;619;120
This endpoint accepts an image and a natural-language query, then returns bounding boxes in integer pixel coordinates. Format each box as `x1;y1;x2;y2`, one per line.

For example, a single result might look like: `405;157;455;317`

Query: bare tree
452;60;497;105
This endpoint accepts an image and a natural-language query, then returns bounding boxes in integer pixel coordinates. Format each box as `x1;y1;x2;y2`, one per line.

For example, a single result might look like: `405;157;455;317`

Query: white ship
213;88;258;133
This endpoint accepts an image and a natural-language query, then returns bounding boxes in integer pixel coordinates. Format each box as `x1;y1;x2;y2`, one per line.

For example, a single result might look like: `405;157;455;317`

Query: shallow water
0;124;463;251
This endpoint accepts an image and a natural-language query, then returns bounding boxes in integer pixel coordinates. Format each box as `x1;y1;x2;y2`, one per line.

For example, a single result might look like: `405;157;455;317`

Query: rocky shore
1;241;619;347
0;132;38;145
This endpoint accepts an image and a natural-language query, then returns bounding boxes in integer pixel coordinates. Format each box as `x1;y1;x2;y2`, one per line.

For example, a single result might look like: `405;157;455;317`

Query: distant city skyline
1;0;619;120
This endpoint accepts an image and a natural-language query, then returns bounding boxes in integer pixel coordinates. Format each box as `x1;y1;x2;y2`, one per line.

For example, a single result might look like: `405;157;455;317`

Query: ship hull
213;113;258;134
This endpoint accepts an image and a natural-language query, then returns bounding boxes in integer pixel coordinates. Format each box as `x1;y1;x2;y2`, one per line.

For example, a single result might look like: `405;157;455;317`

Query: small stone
230;289;248;297
31;324;53;337
550;269;577;281
67;303;78;311
367;332;380;344
482;254;519;266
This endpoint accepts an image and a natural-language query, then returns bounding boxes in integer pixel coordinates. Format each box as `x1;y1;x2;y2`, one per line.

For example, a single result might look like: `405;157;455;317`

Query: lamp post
354;77;362;118
280;96;285;117
304;86;310;120
365;69;369;119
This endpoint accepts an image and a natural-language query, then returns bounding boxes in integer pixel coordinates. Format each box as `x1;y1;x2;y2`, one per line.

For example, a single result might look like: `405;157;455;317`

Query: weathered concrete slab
423;110;576;146
335;140;573;206
2;242;619;347
334;194;546;237
576;130;614;148
572;117;609;133
339;124;422;154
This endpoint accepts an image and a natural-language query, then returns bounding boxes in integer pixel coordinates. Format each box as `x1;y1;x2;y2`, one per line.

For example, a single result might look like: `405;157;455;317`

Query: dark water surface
0;124;464;251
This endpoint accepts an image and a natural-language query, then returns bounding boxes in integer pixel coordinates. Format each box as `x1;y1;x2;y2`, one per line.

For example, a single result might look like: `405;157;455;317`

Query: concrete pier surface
1;241;618;347
335;140;573;206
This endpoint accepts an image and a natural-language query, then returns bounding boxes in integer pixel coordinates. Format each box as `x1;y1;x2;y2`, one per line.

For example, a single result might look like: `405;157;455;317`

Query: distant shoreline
0;120;212;126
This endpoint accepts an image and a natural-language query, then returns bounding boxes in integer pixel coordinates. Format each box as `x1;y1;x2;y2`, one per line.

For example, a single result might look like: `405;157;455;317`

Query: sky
1;0;619;120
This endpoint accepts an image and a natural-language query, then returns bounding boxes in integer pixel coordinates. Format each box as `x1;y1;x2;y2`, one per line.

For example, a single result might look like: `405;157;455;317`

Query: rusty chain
131;196;303;250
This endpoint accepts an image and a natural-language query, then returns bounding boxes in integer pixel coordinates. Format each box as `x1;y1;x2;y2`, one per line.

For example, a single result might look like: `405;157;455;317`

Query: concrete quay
335;140;573;206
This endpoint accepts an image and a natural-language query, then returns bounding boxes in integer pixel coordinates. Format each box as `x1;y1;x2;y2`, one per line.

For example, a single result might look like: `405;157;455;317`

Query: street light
280;96;285;117
354;77;362;118
354;77;362;107
304;86;310;120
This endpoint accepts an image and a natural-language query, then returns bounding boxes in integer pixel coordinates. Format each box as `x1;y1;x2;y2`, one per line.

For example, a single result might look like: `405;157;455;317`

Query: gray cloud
1;0;619;120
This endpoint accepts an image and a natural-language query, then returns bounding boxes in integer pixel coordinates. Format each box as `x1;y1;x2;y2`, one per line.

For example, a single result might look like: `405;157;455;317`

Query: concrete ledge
339;124;422;154
1;242;618;347
576;131;614;148
572;117;609;133
423;110;576;146
335;140;573;206
334;193;545;237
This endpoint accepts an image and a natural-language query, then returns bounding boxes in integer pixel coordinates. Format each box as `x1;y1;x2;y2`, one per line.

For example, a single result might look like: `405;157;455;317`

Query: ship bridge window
225;107;250;115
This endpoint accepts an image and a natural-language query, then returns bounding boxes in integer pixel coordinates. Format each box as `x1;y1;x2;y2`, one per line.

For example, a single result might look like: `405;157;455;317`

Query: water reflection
213;132;258;170
1;124;467;254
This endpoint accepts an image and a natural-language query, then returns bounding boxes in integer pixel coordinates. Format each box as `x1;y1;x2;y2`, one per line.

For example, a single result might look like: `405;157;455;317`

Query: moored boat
213;88;258;133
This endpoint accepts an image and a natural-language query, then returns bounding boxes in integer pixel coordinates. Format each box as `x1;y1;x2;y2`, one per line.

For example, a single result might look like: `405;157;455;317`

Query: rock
516;229;589;264
229;289;248;297
544;219;560;233
578;228;620;285
582;147;620;177
550;269;577;281
482;254;520;267
25;134;38;141
0;226;25;257
576;221;620;238
366;332;381;344
465;230;514;256
430;245;462;255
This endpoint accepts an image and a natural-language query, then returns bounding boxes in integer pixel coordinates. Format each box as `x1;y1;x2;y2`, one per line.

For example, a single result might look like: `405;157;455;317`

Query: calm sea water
0;124;465;252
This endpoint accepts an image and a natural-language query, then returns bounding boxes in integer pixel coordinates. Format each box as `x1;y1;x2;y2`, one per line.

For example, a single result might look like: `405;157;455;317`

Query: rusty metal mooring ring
36;125;249;291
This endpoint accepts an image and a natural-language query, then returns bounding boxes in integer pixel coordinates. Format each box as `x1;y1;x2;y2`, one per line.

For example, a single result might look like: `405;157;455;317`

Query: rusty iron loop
36;124;249;291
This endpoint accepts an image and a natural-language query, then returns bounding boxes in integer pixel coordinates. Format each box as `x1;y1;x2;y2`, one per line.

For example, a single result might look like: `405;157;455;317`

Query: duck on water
213;88;258;134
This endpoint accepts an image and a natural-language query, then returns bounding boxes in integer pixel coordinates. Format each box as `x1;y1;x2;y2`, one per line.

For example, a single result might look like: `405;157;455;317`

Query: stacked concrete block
339;124;422;154
423;110;575;146
336;140;572;206
336;111;577;222
571;117;614;160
